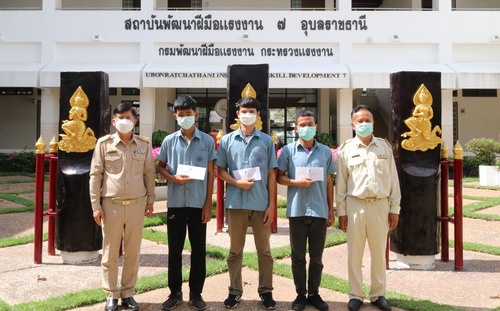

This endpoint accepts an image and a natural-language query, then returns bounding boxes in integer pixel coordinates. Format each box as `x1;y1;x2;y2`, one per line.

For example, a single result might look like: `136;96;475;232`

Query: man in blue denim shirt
157;95;216;311
216;96;278;310
277;110;335;311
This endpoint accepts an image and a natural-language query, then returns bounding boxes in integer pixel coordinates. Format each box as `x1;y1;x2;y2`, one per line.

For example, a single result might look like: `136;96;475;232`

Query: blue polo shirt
277;140;336;219
157;128;216;208
216;128;278;211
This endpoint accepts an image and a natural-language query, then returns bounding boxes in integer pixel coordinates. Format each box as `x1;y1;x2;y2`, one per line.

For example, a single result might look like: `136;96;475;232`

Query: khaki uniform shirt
89;133;156;211
336;136;401;216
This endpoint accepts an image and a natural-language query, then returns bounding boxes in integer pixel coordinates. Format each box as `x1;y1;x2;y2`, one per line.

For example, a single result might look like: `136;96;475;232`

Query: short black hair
297;110;316;120
174;95;197;113
236;97;260;112
113;102;137;119
351;104;373;119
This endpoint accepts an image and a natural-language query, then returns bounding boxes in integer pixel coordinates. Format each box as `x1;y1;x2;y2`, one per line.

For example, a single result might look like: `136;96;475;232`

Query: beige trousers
227;209;274;296
101;198;145;299
346;196;389;302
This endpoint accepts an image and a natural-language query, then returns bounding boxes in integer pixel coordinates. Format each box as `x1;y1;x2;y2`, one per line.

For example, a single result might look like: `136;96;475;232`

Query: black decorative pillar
227;64;269;134
389;71;442;269
56;72;110;263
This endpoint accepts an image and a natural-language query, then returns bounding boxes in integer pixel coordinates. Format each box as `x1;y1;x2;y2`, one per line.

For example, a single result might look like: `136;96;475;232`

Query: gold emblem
230;83;263;131
401;84;442;151
58;86;97;152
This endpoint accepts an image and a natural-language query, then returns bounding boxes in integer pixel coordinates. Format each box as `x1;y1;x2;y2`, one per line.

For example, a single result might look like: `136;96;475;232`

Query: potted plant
465;138;500;186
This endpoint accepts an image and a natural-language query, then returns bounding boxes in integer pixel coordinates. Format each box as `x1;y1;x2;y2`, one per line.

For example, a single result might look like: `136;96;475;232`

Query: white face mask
239;112;257;126
114;118;134;134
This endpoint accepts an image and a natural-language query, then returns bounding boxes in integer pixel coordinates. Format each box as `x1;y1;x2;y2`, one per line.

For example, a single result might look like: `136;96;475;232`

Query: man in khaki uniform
336;105;401;311
90;103;156;311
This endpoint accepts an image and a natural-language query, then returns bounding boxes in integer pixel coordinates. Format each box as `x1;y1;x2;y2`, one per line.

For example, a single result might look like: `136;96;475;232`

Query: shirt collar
294;139;317;152
174;127;202;140
353;135;379;147
236;127;261;139
112;133;137;146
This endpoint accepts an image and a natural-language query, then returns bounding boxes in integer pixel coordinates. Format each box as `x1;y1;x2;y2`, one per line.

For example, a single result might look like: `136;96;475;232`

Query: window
168;0;201;9
461;89;497;97
123;0;140;10
121;88;140;96
292;0;325;9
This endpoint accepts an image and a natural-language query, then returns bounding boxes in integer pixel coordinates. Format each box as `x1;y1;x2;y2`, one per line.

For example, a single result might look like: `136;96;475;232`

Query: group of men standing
89;93;401;311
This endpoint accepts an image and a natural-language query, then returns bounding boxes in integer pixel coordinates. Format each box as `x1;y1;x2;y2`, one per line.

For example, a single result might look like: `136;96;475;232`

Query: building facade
1;0;500;152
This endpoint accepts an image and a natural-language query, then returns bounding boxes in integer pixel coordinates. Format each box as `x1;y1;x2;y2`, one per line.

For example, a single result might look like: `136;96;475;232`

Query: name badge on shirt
106;150;118;154
377;155;387;159
351;154;360;158
134;149;145;155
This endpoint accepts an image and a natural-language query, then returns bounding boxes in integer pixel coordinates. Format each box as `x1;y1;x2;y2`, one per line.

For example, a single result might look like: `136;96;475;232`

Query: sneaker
189;294;207;311
224;294;241;309
162;292;183;310
259;292;277;310
307;293;329;311
291;294;307;311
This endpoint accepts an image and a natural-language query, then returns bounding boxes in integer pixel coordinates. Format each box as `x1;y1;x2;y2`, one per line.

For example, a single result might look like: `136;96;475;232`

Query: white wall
455;0;500;9
456;96;500;149
0;96;38;150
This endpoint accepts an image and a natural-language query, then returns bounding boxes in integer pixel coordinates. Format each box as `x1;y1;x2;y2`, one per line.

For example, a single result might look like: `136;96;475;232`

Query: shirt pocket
249;146;267;169
375;158;387;174
347;157;365;179
104;155;123;174
192;150;208;167
132;153;146;174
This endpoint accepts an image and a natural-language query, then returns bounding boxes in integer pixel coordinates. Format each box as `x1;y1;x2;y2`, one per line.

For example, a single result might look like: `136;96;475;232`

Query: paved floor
0;179;498;310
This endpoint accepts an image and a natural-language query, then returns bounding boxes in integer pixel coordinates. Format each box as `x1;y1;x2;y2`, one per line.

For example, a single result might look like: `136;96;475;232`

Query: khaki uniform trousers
227;209;274;296
346;196;389;302
101;198;145;299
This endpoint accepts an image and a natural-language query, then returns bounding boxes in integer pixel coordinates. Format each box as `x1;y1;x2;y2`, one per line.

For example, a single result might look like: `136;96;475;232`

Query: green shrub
465;138;500;166
316;133;335;148
462;156;482;177
0;151;36;173
152;130;170;148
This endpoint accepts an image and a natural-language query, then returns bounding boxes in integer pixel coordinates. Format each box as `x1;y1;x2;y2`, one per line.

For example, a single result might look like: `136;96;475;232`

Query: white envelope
295;167;324;181
176;164;207;180
233;167;262;181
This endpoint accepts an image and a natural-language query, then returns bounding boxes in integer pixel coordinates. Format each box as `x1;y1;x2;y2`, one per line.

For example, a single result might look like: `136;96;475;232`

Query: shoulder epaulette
339;138;352;150
99;134;112;141
383;138;392;148
137;135;150;143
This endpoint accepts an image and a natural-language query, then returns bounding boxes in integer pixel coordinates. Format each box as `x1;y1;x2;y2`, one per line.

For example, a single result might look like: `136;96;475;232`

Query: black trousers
167;207;207;295
289;216;327;296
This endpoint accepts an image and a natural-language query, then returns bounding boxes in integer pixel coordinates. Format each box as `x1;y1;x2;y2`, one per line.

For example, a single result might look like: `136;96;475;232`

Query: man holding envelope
277;110;335;311
216;94;278;310
156;95;216;311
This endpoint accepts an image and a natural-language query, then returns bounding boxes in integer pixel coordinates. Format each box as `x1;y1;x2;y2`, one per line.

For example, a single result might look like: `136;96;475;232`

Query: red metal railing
34;136;58;264
440;142;464;271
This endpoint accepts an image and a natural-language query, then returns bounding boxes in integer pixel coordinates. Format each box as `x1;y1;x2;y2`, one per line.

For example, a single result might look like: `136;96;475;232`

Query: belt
349;196;386;203
111;197;145;206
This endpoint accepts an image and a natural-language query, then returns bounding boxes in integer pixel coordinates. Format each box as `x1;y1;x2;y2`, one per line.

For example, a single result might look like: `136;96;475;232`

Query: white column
325;0;335;10
441;89;454;156
139;88;156;139
43;0;61;10
40;88;59;144
141;0;154;11
318;89;330;134
337;0;351;12
336;89;354;145
433;0;451;11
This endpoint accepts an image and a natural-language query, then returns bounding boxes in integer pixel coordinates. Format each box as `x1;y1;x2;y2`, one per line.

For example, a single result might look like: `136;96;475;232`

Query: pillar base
60;251;99;264
395;254;435;270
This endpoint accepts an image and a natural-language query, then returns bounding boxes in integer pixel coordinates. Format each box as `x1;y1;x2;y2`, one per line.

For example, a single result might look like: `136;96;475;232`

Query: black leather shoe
371;296;391;311
122;296;139;310
347;299;362;311
104;299;118;311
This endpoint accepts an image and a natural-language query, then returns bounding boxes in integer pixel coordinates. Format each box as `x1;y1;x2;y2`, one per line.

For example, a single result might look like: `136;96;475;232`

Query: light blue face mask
177;116;195;130
298;126;316;141
355;122;373;138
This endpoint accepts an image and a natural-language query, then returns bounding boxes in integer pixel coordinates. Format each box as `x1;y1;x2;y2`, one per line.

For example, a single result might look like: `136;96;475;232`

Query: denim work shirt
277;140;336;219
216;128;278;211
157;128;216;208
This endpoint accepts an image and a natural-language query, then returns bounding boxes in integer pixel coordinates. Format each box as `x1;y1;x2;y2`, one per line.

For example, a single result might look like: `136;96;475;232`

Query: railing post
34;136;46;264
453;141;464;271
440;143;449;262
271;131;278;234
46;137;58;255
215;130;225;233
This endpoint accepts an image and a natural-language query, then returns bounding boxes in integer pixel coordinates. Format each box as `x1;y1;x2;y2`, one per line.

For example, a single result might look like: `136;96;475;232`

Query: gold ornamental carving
401;84;442;151
230;83;263;131
58;86;97;152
